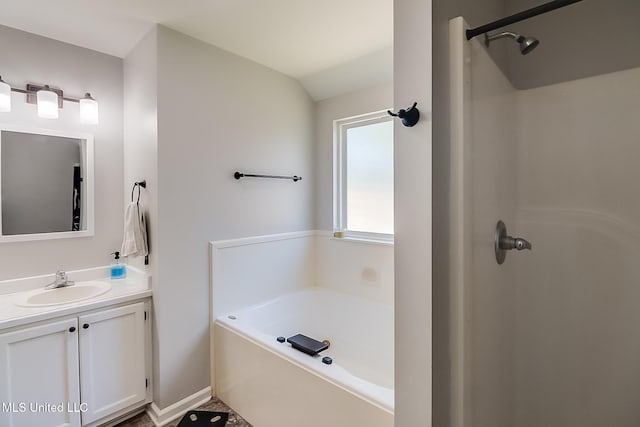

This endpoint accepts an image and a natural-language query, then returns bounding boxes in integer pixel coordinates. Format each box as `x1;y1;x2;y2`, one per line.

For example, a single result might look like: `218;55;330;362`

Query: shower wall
450;17;518;427
467;33;518;427
452;15;640;427
514;67;640;427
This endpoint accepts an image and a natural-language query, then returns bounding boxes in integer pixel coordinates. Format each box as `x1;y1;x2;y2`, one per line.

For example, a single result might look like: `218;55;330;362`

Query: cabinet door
0;317;81;427
78;303;146;425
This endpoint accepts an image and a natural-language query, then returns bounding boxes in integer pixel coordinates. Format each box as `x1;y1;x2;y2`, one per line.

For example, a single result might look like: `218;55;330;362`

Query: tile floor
115;397;252;427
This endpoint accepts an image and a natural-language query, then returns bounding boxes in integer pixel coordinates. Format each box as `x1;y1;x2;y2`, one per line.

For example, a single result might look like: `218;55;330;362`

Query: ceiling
0;0;393;81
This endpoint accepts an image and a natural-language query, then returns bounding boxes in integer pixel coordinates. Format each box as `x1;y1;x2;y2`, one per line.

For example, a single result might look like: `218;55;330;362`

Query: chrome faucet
45;270;75;290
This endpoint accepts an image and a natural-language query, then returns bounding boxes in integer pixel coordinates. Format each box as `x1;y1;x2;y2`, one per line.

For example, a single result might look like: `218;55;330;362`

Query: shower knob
500;235;532;251
495;220;532;265
513;238;532;251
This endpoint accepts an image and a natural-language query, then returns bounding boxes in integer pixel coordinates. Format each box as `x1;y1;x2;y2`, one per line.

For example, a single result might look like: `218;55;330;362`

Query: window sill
330;235;394;247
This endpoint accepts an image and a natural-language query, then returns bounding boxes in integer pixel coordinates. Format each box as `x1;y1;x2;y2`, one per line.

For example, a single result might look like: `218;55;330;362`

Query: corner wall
394;0;433;425
123;26;160;406
141;26;315;409
123;27;158;272
0;24;124;281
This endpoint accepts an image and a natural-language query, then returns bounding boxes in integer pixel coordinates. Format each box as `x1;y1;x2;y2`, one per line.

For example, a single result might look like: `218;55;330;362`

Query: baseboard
147;387;212;427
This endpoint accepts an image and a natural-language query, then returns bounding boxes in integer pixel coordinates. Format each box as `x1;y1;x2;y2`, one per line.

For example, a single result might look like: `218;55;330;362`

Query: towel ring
131;180;147;204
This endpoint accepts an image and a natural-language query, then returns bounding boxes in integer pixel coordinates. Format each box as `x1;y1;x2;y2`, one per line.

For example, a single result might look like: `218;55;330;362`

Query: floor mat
176;411;229;427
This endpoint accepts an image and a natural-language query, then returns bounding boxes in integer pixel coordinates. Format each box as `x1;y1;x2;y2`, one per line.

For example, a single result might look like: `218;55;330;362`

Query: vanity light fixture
0;76;99;124
36;85;59;119
79;93;99;124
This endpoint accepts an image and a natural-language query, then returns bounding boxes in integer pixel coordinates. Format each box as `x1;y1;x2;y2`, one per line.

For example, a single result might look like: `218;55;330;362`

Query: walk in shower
449;1;640;426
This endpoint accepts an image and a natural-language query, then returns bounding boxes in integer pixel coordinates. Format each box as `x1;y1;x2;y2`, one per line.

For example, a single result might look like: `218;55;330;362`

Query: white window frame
333;110;394;243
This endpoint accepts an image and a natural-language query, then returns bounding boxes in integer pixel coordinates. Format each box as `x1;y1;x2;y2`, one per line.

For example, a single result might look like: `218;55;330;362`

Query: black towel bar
234;172;302;182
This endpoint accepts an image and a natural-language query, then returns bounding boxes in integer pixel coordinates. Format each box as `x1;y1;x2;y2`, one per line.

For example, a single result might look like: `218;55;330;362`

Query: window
334;111;394;241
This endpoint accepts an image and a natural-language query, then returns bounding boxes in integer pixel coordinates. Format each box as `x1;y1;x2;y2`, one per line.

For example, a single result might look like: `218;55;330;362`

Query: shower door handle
495;220;532;264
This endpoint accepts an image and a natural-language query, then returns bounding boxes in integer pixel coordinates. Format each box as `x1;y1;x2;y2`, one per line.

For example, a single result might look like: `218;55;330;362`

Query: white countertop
0;266;152;330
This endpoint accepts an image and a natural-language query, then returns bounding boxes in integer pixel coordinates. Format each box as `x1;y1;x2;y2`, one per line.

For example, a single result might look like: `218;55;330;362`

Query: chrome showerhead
484;31;540;55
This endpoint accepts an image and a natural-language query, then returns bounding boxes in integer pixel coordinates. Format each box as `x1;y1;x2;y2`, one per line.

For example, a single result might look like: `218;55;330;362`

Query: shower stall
448;1;640;426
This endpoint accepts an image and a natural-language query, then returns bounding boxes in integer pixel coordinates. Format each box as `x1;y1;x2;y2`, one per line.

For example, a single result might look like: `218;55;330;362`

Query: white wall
0;24;123;281
124;27;158;272
123;25;159;405
125;26;315;409
394;0;432;425
314;83;393;231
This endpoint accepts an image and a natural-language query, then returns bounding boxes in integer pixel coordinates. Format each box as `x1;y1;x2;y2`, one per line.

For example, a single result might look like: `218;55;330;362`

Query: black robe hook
388;102;420;127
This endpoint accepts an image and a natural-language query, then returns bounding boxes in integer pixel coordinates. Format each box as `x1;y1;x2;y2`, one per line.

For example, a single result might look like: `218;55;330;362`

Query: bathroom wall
314;83;393;231
0;24;123;281
124;25;315;410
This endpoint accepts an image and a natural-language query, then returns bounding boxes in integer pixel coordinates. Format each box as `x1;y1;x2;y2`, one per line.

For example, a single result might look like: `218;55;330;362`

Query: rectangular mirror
0;125;94;242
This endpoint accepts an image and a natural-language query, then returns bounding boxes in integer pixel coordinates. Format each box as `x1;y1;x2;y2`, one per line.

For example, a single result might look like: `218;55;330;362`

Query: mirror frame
0;124;95;242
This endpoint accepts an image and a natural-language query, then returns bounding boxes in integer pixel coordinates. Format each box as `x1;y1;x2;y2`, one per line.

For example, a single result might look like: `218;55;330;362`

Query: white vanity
0;266;152;427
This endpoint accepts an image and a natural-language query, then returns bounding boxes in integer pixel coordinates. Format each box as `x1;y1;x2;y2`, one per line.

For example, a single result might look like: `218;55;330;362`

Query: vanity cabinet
0;317;81;427
79;302;149;425
0;300;151;427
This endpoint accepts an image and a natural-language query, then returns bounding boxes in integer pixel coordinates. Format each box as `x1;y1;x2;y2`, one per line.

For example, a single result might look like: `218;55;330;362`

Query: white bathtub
213;287;394;427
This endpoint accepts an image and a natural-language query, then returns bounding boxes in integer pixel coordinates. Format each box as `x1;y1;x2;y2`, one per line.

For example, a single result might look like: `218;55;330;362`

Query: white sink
15;281;112;307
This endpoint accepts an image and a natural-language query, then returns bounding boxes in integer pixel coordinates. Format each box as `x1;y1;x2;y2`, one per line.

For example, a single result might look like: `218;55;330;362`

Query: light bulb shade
0;80;10;113
37;87;59;119
79;93;99;124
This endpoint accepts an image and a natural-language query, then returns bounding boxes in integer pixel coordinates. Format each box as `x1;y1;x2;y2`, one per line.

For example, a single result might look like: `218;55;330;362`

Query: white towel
120;202;148;258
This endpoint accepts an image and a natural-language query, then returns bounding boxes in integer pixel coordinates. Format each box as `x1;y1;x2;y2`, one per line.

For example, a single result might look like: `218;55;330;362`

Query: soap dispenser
110;251;127;280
